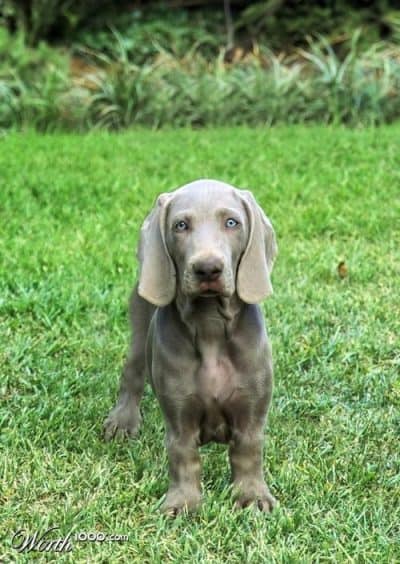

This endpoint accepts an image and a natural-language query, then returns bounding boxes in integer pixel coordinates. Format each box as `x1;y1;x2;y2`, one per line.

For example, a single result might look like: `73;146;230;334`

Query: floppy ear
237;190;278;304
137;193;176;306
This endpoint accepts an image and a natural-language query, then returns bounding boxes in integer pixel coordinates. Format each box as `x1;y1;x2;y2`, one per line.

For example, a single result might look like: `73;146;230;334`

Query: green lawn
1;127;399;562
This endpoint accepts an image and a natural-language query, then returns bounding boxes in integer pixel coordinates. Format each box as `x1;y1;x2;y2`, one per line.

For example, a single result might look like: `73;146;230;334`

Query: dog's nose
193;257;224;281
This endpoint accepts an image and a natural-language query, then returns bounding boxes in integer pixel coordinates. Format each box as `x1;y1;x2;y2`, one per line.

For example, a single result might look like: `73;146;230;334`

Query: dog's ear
237;190;277;304
137;193;176;306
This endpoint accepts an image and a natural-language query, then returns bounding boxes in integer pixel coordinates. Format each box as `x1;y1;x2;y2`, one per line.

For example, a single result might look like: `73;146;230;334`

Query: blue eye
225;218;239;228
175;220;188;231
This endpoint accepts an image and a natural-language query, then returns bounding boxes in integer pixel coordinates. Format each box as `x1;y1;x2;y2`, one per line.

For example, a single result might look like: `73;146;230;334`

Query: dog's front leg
229;426;276;512
161;427;202;515
104;286;155;441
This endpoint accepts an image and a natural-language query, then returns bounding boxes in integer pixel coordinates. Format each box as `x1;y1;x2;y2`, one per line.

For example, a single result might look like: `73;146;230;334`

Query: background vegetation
3;1;400;49
1;1;400;129
1;126;399;561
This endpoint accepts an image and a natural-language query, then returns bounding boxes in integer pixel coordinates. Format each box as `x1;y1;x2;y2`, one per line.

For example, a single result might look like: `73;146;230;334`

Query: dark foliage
2;1;400;49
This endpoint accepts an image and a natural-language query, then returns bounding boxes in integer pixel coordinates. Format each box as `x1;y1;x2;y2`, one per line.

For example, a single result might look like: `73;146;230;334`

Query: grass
0;126;399;562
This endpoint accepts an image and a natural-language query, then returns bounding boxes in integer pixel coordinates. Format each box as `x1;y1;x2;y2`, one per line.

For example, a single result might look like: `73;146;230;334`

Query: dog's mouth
183;271;234;299
198;280;224;297
199;290;219;297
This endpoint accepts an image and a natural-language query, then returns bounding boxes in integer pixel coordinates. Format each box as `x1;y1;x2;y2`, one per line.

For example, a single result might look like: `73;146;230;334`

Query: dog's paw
161;488;201;516
234;483;277;513
103;402;141;441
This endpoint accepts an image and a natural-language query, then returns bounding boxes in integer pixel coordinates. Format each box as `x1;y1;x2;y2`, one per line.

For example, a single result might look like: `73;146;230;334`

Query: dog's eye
225;218;239;228
175;220;188;232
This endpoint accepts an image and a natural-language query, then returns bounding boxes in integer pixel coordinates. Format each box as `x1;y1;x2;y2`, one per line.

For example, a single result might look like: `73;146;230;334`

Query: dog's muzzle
186;256;228;296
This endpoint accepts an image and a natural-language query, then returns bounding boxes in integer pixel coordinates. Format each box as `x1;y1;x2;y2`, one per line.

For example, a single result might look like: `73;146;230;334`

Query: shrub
2;0;121;46
1;31;400;130
82;35;400;129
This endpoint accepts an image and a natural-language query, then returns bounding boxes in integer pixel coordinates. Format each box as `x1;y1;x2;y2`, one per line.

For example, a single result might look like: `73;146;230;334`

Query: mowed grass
0;127;399;562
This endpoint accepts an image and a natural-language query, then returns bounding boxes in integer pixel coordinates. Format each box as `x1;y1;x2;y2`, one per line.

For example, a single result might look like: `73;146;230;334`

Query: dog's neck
175;291;243;349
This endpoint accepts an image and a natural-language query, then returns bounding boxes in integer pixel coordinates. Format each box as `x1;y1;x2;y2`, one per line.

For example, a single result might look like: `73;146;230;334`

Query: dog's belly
196;353;237;444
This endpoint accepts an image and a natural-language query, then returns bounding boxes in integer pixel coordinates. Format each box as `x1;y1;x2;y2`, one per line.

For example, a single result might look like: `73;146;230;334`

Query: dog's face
165;186;248;299
137;180;277;306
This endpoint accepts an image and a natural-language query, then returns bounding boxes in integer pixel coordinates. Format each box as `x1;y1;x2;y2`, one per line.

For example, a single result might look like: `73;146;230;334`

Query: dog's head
137;179;277;306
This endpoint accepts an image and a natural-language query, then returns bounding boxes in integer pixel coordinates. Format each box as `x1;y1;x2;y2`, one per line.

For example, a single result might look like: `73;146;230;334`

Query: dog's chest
196;346;235;402
195;345;240;444
192;311;236;401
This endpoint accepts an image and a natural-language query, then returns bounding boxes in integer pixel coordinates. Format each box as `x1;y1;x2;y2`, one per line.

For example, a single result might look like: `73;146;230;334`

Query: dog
104;179;277;514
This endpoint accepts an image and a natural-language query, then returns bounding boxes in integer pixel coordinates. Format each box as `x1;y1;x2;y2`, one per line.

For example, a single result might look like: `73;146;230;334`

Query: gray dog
104;179;278;515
